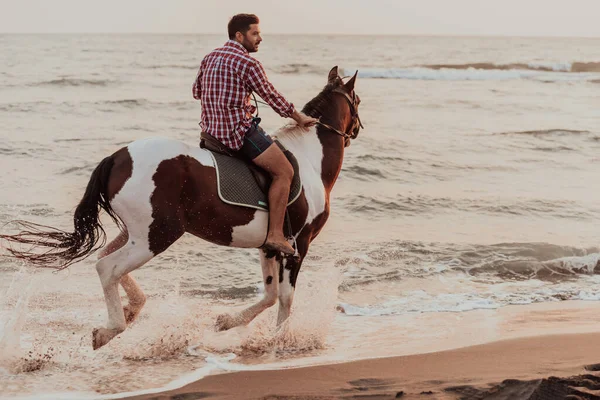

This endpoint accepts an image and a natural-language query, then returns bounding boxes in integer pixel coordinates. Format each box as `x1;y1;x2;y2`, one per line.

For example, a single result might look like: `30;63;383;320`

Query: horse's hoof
215;314;235;331
123;305;138;324
92;327;122;350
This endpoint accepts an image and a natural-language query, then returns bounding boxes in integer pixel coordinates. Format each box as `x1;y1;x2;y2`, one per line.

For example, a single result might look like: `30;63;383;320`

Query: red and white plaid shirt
192;40;295;150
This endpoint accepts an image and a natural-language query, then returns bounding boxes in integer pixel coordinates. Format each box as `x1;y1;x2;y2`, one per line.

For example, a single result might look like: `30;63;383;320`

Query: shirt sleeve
192;61;203;100
247;61;295;118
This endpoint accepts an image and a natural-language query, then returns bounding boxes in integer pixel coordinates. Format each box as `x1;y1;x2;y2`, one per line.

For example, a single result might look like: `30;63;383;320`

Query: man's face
237;24;262;53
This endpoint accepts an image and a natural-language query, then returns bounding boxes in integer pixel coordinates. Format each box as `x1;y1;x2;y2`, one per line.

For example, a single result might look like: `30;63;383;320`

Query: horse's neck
275;124;344;193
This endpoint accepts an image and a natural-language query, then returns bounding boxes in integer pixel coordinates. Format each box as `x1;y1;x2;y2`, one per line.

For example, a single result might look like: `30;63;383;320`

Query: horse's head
303;66;363;147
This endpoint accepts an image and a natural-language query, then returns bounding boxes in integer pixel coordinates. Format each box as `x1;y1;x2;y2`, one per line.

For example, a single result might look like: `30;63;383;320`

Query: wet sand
122;310;600;399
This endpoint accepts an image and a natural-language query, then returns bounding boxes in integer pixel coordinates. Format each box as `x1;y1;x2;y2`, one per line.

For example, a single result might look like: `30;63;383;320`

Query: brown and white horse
0;66;362;349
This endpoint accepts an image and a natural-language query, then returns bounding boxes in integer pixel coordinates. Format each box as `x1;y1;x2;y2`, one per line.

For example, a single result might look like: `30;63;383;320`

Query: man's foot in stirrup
264;236;295;255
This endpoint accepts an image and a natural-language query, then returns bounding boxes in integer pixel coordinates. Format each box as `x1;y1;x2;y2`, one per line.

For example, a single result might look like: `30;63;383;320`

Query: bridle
253;85;363;146
315;87;363;145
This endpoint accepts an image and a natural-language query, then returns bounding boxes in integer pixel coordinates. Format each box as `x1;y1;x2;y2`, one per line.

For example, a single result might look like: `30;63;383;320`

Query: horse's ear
345;70;358;92
328;66;339;84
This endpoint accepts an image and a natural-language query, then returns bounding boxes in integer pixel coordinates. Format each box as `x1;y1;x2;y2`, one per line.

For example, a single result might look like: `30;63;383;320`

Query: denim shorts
240;119;273;160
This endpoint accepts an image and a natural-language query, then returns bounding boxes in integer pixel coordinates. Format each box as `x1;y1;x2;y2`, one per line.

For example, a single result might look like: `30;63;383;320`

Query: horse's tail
0;155;122;270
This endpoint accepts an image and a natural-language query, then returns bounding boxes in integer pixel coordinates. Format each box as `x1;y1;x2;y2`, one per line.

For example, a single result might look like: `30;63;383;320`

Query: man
193;13;317;255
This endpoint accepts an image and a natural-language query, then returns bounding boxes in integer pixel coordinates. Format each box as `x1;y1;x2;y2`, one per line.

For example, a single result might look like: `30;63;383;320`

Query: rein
254;88;363;140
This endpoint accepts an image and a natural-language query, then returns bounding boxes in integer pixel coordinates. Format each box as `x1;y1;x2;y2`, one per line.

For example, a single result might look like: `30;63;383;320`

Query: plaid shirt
193;40;295;150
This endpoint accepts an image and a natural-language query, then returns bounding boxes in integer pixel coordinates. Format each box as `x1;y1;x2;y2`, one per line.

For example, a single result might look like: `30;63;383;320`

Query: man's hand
291;110;319;130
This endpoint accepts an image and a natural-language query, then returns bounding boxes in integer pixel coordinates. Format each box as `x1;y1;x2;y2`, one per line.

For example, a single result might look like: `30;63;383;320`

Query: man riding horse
192;13;318;256
0;16;362;349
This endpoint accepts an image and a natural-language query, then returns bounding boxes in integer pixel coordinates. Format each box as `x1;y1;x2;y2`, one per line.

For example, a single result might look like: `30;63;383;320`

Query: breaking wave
31;78;114;87
342;61;600;81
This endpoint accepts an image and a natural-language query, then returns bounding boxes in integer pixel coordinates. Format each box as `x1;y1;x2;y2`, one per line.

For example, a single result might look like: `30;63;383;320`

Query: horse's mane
301;82;339;120
275;82;340;138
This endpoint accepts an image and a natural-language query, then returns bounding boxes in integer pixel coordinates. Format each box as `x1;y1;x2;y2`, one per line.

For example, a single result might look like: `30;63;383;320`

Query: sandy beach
120;301;600;400
123;333;600;400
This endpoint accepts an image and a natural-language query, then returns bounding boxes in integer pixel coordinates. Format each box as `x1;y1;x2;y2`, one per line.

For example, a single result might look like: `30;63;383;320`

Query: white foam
336;275;600;317
339;291;500;316
527;61;572;72
0;268;34;363
550;253;600;273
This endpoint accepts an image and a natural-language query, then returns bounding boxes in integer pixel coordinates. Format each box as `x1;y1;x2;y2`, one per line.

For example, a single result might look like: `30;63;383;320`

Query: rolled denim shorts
240;118;273;160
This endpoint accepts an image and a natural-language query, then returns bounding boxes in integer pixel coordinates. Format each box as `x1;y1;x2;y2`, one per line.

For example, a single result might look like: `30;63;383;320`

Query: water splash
0;267;34;366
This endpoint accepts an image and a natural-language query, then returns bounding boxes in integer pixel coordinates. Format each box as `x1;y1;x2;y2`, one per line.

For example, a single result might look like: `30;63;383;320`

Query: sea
1;33;600;398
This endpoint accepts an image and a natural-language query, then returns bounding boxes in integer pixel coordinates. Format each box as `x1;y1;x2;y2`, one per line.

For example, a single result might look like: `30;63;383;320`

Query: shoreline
6;300;600;399
118;300;600;400
122;331;600;399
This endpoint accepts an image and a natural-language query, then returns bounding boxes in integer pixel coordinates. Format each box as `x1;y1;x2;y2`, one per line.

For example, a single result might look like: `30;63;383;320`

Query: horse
0;66;363;350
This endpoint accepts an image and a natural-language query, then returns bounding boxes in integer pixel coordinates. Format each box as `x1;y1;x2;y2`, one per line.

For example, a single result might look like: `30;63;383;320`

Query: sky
1;0;600;37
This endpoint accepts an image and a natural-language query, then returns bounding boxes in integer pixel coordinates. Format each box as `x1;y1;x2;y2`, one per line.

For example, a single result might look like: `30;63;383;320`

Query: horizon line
1;32;600;39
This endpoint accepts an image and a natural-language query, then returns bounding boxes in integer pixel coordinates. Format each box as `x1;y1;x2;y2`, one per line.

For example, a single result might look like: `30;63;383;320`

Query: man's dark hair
228;14;259;39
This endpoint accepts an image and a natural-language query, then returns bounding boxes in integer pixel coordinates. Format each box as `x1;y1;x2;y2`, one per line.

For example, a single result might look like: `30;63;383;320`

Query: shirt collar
224;40;249;54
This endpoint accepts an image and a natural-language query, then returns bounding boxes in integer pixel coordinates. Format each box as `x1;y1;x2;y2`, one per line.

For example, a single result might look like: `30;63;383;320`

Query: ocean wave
0;147;33;157
338;293;501;315
0;101;53;113
31;78;115;87
141;64;199;70
104;99;149;108
498;129;591;136
337;284;600;316
272;63;326;75
465;252;600;282
356;154;406;163
0;98;196;112
420;61;600;73
343;165;387;181
532;145;576;153
337;241;600;310
496;129;597;151
569;62;600;72
97;99;193;111
0;203;59;220
342;241;598;279
341;194;600;220
342;61;600;81
343;195;424;216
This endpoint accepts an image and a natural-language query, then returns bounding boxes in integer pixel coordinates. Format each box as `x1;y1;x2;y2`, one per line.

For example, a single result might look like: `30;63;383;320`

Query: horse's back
125;137;214;171
108;137;215;222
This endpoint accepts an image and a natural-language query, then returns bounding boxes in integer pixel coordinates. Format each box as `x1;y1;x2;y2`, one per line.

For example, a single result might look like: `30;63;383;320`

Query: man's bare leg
252;143;295;255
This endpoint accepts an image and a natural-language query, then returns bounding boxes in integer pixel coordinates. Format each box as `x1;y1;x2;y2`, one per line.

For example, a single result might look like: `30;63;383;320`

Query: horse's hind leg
120;274;146;324
97;229;129;259
98;229;146;324
216;250;279;331
93;240;153;349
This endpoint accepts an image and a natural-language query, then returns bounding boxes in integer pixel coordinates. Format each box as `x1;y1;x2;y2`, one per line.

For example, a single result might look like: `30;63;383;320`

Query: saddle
200;132;302;211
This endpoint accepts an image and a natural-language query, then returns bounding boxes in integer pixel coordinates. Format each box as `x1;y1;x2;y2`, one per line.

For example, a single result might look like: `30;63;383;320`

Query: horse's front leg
277;255;302;325
216;250;279;331
277;239;308;325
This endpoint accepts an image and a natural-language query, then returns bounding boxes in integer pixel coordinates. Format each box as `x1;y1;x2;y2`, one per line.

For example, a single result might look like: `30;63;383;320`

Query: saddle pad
209;151;302;211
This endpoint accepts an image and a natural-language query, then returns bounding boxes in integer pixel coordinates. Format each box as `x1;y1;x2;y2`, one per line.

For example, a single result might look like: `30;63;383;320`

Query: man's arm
192;61;203;100
247;62;317;128
247;62;294;117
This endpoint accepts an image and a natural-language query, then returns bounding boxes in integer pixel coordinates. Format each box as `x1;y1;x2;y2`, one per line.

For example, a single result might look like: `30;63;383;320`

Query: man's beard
242;37;258;53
